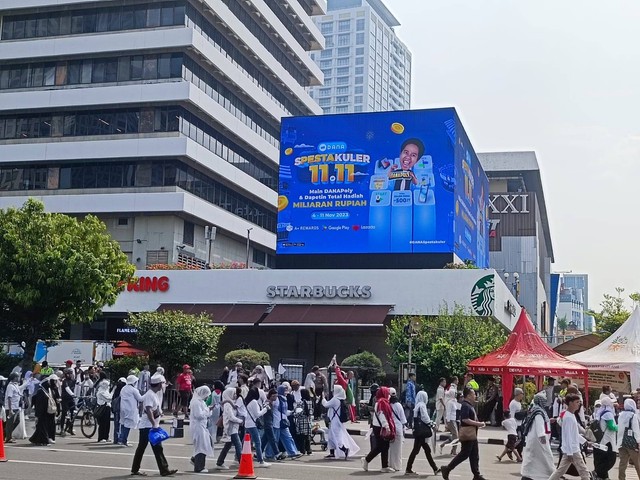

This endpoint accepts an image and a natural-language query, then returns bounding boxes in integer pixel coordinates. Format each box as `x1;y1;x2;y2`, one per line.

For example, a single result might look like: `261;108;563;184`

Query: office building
309;0;411;114
0;0;325;269
479;151;555;334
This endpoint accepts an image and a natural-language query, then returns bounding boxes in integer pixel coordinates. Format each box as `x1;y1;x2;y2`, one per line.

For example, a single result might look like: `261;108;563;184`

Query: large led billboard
277;108;489;267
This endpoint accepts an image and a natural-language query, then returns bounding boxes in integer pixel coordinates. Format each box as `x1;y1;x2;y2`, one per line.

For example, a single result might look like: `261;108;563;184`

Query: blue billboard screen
277;108;489;266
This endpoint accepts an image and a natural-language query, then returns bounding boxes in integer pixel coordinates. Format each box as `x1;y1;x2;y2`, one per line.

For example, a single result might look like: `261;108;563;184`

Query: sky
387;0;640;311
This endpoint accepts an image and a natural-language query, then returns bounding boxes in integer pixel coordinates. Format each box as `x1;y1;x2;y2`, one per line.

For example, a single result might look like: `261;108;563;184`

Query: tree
386;304;507;394
557;316;568;335
587;287;635;337
342;351;385;385
0;199;135;369
126;310;225;376
224;349;270;372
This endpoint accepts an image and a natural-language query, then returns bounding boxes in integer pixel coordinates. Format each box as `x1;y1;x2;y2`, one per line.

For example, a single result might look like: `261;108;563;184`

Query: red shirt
176;373;193;391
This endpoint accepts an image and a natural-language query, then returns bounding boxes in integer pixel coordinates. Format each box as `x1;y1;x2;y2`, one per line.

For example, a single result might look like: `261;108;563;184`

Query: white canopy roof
568;306;640;388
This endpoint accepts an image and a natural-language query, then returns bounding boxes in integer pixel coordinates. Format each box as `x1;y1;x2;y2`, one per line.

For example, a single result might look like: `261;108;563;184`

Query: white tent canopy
568;306;640;389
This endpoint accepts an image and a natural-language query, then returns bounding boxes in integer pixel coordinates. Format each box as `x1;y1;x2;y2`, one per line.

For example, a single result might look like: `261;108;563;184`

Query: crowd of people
5;358;640;480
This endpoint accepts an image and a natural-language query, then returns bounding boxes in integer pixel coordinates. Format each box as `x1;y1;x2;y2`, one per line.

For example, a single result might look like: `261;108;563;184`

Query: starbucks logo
471;274;494;316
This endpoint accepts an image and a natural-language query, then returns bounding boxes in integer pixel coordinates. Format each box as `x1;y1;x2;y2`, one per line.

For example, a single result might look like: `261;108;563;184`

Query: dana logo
317;141;347;153
471;274;494;316
127;276;170;293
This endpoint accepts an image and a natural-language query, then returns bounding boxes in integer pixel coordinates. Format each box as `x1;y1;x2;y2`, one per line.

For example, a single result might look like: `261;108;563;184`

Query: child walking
497;411;522;462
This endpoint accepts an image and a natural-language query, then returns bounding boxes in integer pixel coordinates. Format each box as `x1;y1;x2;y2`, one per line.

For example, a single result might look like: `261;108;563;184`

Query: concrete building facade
308;0;411;114
0;0;326;269
479;151;555;334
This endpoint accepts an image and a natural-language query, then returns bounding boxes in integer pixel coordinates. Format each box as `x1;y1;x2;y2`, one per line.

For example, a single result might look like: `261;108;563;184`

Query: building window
356;19;365;31
337;67;349;75
337;34;350;46
355;66;364;75
322;107;331;114
355;95;363;104
320;60;332;68
117;217;129;226
337;47;350;56
320;49;333;58
336;76;349;86
354;105;363;112
252;248;267;266
336;106;348;113
336;96;349;104
356;57;364;65
356;32;365;45
336;86;349;95
318;98;330;107
338;20;351;32
355;76;364;84
320;22;333;35
336;58;349;67
183;221;195;246
355;86;363;94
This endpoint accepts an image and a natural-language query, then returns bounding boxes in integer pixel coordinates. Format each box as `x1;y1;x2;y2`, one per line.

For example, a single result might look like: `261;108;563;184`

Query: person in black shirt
60;369;77;436
441;387;486;480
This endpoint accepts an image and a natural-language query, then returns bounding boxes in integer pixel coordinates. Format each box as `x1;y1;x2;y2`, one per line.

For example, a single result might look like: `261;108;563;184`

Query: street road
2;428;639;480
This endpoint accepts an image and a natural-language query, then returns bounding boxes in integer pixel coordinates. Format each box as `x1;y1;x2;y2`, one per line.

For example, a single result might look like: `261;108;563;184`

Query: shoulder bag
622;416;639;450
413;417;433;438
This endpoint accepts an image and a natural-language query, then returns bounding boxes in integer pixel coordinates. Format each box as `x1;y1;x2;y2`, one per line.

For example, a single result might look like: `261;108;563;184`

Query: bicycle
76;395;98;438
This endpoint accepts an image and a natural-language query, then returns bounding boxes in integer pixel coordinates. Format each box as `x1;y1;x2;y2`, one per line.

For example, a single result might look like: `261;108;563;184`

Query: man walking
138;365;151;395
403;372;417;428
548;393;590;480
434;377;447;431
175;365;195;419
440;387;486;480
130;375;177;477
4;373;24;443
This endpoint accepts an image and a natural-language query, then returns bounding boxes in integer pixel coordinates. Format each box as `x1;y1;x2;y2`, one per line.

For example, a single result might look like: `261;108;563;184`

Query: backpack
339;400;349;423
588;416;605;443
111;395;121;415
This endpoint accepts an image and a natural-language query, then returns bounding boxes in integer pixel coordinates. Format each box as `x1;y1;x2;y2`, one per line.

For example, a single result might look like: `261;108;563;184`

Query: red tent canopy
112;341;148;358
468;308;588;409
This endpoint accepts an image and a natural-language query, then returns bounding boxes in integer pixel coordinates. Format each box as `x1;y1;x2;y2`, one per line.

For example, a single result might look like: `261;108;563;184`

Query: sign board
277;108;489;266
488;193;537;251
571;371;631;393
34;340;95;366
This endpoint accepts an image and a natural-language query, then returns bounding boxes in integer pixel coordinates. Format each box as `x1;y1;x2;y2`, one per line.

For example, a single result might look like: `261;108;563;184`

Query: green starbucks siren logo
471;274;495;316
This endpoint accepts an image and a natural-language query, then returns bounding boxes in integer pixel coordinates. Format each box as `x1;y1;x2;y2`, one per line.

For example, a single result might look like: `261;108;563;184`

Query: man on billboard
386;138;425;191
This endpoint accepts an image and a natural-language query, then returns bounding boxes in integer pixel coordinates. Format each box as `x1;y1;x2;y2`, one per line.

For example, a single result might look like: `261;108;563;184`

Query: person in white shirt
549;394;590;480
189;385;215;473
617;398;640;480
496;411;521;462
520;392;554;480
3;373;26;443
388;388;407;472
118;375;143;446
439;390;461;455
130;374;176;477
593;396;618;480
434;378;446;432
509;388;524;427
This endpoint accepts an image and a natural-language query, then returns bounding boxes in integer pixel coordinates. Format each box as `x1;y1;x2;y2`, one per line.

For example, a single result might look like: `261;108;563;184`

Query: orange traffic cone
233;433;256;479
0;418;7;462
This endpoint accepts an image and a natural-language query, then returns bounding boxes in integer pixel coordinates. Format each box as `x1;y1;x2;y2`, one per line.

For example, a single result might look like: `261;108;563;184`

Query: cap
150;374;165;385
182;364;191;370
389;387;397;396
65;360;73;365
118;377;127;384
126;375;139;385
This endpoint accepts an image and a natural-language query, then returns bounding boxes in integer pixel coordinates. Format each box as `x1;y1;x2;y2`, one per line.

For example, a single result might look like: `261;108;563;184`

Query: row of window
185;5;306;117
183;57;279;149
0;160;276;231
262;0;310;51
0;107;178;139
0;53;183;90
0;105;277;191
319;18;365;35
1;2;185;40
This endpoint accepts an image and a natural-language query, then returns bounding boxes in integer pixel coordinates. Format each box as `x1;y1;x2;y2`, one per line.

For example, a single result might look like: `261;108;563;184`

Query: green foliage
386;305;507;394
0;352;21;377
587;287;635;337
0;199;135;368
224;349;270;372
342;351;385;385
127;310;225;376
557;316;569;334
443;260;478;269
104;356;149;381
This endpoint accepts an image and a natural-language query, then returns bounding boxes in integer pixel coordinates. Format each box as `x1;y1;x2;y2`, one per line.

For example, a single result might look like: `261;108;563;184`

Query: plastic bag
13;409;28;439
149;427;170;446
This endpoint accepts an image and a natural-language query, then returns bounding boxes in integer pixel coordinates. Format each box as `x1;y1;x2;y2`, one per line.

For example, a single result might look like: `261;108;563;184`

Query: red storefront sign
126;276;170;292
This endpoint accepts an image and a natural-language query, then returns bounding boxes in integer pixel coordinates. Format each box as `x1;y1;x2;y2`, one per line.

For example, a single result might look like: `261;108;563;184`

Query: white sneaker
214;464;229;470
361;458;369;471
381;467;394;473
256;462;271;468
195;469;209;474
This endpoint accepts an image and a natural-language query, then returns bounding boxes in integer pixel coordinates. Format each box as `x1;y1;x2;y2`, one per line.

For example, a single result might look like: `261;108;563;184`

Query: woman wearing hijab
95;372;113;443
520;391;554;480
362;386;396;472
29;376;57;446
593;396;618;480
294;388;314;455
215;387;244;469
189;385;215;473
322;384;360;460
206;380;224;442
118;374;143;446
388;387;407;472
617;398;640;480
405;390;439;475
273;384;302;459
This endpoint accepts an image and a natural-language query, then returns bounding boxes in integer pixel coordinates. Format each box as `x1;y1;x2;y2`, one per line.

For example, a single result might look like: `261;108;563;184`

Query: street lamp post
245;228;253;269
504;272;520;302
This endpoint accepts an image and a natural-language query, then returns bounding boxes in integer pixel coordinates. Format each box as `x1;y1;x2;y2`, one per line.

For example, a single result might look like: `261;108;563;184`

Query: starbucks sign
471;274;495;316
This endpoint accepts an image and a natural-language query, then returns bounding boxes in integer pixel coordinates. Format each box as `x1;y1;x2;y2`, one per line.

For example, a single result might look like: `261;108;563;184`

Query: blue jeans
246;427;264;463
216;433;242;465
262;426;280;458
119;426;131;444
275;427;299;456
